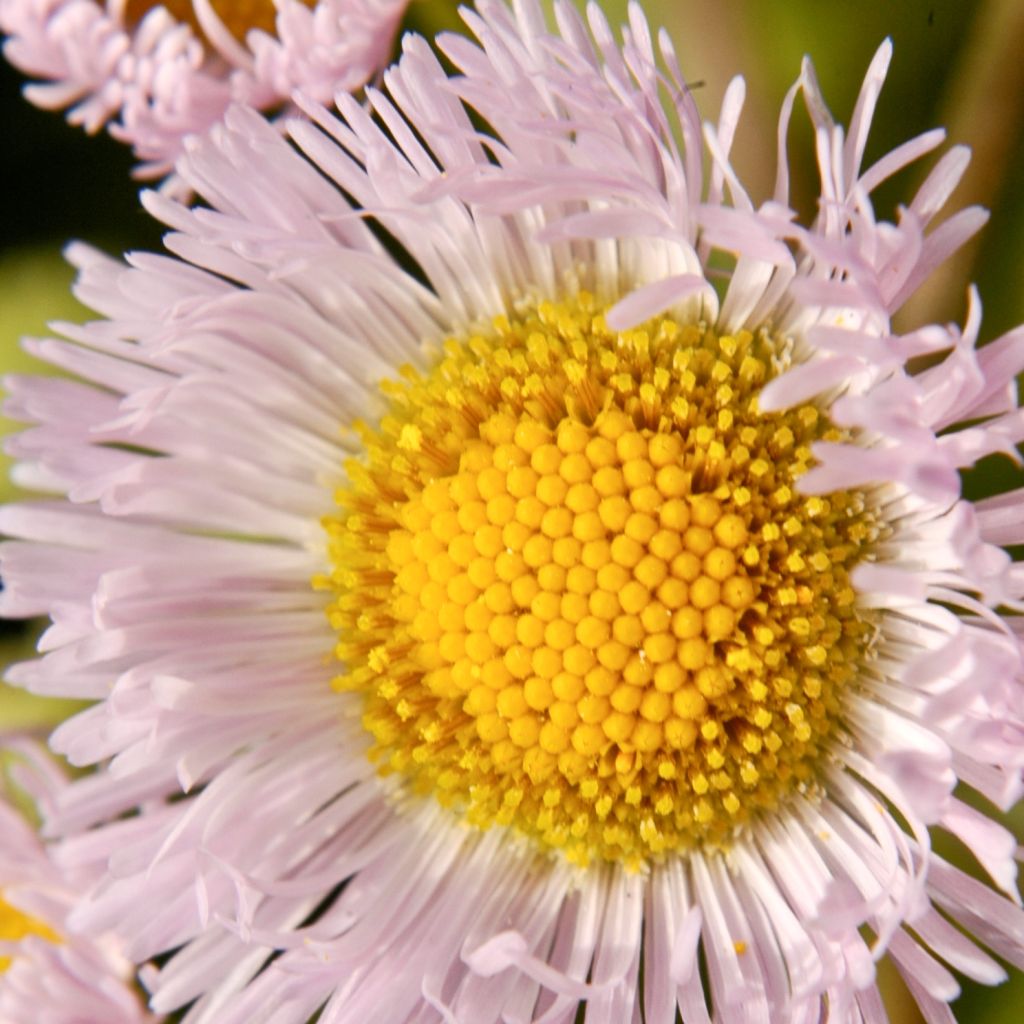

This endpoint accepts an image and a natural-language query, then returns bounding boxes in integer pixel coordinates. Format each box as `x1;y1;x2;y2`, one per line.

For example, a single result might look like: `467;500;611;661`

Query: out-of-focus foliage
0;249;90;731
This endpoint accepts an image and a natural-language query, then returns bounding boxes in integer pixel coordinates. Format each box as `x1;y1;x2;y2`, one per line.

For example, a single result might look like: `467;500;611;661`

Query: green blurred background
1;0;1022;1019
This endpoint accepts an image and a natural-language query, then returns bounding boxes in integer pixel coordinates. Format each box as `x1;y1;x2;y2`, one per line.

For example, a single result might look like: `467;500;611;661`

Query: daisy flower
0;739;158;1023
2;0;1023;1021
0;0;407;178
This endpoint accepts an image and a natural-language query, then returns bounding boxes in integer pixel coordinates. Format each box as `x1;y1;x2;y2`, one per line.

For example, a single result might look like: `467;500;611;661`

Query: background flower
0;2;1019;1024
0;0;408;177
0;738;158;1023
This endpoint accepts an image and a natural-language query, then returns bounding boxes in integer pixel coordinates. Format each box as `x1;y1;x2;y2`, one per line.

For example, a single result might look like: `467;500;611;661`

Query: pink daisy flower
2;1;1023;1020
0;740;158;1023
0;0;407;178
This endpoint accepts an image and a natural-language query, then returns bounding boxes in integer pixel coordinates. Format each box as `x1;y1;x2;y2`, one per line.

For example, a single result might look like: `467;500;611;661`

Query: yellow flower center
321;293;879;865
0;893;60;972
124;0;313;42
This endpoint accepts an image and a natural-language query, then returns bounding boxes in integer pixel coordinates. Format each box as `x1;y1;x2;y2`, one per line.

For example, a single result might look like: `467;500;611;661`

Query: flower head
2;1;1023;1021
0;740;157;1023
0;0;407;177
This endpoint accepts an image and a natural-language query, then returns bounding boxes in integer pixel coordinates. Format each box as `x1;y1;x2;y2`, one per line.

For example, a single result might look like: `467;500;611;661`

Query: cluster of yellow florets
321;293;877;865
0;894;59;972
124;0;302;40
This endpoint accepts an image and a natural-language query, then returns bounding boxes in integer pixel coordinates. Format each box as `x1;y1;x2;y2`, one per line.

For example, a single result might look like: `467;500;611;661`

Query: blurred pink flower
0;740;158;1023
1;1;1023;1022
0;0;407;177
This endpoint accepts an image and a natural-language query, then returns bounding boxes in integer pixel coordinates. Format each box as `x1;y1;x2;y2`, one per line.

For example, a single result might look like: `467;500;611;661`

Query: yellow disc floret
0;893;60;972
320;293;879;865
125;0;313;41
